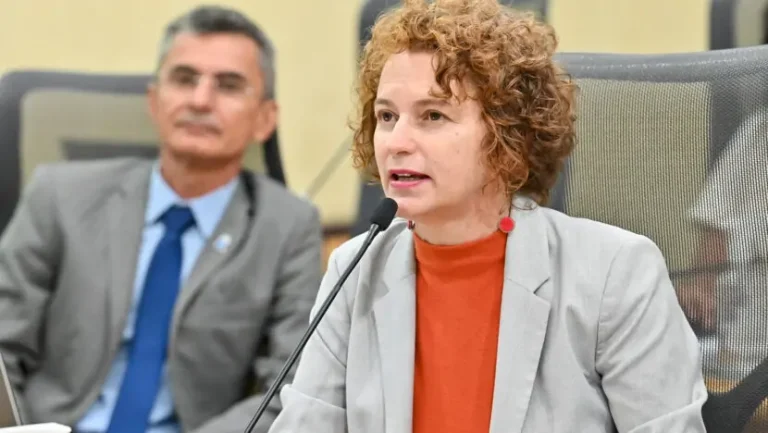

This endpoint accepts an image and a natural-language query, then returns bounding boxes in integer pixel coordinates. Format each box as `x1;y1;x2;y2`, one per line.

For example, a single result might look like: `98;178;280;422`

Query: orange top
412;230;507;433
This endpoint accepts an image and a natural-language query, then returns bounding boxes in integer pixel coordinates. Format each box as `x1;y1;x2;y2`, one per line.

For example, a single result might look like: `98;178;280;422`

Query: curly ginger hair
350;0;577;205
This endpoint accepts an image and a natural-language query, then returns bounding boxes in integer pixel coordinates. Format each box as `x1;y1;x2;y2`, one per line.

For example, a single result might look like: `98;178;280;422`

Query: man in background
0;5;322;433
682;107;768;385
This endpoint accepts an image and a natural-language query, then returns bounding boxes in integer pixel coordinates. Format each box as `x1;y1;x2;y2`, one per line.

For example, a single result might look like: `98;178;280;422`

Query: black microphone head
370;197;398;230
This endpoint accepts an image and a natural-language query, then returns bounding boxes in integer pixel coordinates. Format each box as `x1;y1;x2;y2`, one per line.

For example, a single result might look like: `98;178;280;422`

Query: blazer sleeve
0;166;63;422
266;245;351;433
596;235;708;433
190;204;325;433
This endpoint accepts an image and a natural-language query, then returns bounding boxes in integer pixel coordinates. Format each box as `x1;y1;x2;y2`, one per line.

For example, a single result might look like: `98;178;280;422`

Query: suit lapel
373;230;416;433
170;180;250;336
490;198;552;433
106;163;152;350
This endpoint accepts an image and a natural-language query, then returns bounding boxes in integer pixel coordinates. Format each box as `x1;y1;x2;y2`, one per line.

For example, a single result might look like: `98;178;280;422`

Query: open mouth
391;173;429;181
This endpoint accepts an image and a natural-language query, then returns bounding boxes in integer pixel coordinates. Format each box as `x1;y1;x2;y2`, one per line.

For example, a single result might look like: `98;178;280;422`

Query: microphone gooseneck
243;197;398;433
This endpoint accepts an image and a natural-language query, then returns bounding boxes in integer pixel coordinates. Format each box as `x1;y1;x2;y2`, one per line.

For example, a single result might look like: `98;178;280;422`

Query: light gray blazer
269;197;708;433
0;158;323;433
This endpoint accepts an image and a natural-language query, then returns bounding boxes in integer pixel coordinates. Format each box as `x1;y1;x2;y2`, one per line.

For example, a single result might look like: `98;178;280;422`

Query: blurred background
0;0;715;237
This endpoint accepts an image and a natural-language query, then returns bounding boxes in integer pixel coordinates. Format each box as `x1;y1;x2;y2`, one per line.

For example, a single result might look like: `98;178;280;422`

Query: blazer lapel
373;229;416;433
170;180;250;336
490;198;552;433
106;163;152;350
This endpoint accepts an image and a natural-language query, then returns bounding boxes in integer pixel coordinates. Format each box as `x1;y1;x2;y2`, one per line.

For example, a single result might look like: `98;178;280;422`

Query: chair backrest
733;0;768;47
555;45;768;432
710;0;737;49
358;0;401;54
350;0;398;237
0;69;286;234
501;0;548;18
710;0;768;50
351;183;386;237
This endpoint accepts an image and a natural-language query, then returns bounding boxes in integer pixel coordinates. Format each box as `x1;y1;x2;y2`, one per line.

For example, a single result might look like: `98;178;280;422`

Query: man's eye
171;73;197;86
218;79;246;92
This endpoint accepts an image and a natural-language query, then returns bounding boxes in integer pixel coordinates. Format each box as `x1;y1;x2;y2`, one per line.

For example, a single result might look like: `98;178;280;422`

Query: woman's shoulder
534;207;675;330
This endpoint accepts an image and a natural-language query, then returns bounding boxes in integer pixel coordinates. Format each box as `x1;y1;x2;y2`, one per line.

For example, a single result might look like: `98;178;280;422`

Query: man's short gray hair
157;5;276;99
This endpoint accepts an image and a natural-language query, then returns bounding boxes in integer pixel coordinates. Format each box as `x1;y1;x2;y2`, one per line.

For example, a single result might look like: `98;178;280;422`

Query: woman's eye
427;111;443;121
378;111;395;122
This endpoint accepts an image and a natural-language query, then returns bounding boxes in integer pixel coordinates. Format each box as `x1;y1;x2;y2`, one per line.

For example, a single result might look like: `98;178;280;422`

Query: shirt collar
144;163;239;239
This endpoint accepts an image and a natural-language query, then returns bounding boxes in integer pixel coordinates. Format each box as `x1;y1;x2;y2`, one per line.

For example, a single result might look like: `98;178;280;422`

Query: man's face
148;32;277;166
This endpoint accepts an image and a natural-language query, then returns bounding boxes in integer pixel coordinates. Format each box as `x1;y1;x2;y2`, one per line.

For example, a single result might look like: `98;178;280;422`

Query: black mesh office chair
732;0;768;48
350;0;398;237
555;45;768;432
710;0;737;49
710;0;768;49
500;0;548;18
0;69;287;234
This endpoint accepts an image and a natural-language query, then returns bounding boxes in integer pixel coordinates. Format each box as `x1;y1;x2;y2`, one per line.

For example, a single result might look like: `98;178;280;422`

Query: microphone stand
242;198;398;433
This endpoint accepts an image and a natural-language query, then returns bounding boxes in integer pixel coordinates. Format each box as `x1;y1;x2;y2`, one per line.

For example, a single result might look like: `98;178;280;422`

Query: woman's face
373;50;492;224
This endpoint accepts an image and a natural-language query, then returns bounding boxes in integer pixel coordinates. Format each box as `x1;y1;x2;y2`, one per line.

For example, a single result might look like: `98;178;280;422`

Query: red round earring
498;216;515;233
408;221;415;230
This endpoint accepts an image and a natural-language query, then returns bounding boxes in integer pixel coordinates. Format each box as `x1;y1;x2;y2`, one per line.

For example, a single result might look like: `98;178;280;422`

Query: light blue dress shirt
77;165;238;433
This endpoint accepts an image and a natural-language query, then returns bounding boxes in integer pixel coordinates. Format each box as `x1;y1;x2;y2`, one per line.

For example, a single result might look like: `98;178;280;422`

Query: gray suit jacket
0;158;323;433
269;197;708;433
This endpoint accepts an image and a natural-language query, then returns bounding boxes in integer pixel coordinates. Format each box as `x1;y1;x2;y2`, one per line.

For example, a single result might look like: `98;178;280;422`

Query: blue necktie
107;205;195;433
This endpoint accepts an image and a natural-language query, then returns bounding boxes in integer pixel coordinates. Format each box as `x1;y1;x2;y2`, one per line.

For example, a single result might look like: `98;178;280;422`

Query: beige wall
550;0;709;53
0;0;711;228
0;0;361;227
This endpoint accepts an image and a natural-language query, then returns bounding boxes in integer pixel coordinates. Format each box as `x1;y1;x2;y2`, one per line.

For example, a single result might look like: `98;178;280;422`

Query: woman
269;0;708;432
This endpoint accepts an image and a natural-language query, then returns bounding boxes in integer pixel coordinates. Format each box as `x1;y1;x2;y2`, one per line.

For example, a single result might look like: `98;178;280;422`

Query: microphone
243;197;399;433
